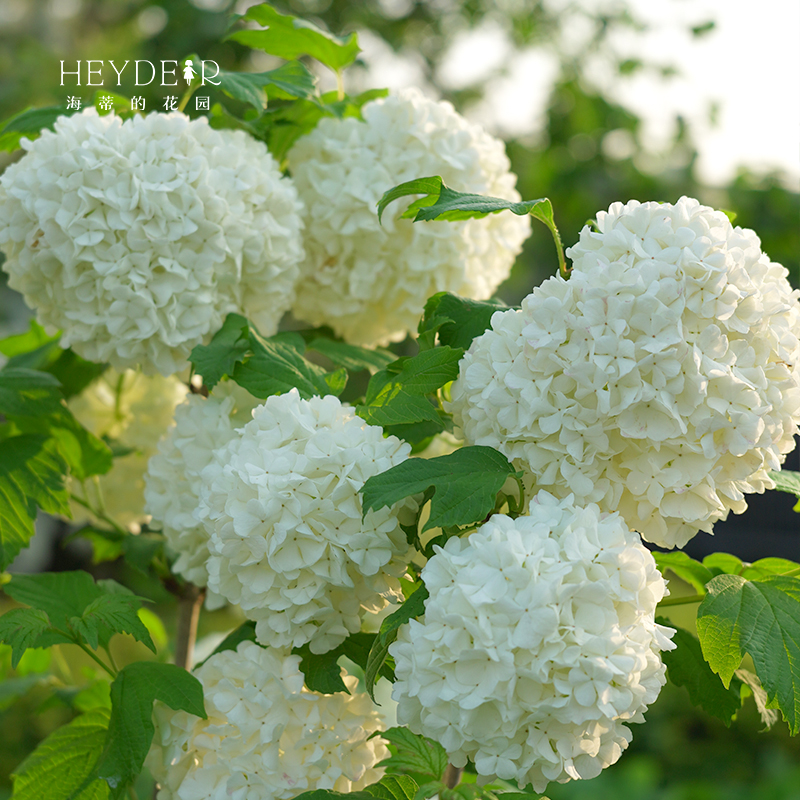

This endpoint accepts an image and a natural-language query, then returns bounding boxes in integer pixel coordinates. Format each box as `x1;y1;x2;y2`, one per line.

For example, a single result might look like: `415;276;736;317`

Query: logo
59;59;221;87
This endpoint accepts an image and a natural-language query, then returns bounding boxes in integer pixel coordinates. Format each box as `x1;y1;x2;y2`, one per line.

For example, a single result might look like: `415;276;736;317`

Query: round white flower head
286;88;530;346
197;390;418;653
0;109;304;375
451;197;800;547
390;492;675;793
68;369;186;528
144;381;260;589
147;641;388;800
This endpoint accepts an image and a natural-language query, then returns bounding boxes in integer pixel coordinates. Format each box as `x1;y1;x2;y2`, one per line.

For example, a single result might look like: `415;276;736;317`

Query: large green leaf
660;623;743;726
361;446;518;532
769;469;800;497
0;435;70;569
215;61;317;110
11;708;111;800
653;551;714;593
376;176;565;275
366;775;419;800
98;661;206;790
0;105;76;152
189;313;251;389
418;293;509;352
696;574;800;733
293;632;377;694
0;608;51;669
306;337;395;373
228;5;360;73
0;368;63;416
376;727;448;782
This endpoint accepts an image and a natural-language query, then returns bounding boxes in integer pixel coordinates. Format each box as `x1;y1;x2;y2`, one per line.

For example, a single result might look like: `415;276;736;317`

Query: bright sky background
348;0;800;189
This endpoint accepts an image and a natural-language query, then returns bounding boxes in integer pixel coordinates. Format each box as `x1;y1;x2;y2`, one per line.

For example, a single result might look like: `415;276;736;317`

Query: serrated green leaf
70;594;155;654
362;446;517;532
741;557;800;581
419;293;509;352
11;707;111;800
377;727;448;782
307;337;395;373
98;661;206;790
696;574;800;733
377;177;564;276
660;622;742;726
365;585;428;700
366;775;419;800
293;632;378;694
0;368;63;416
0;435;70;569
229;5;360;73
358;391;442;428
215;61;316;109
0;608;51;669
770;469;800;497
0;320;59;358
47;350;109;400
653;551;714;593
189;313;251;388
702;552;744;576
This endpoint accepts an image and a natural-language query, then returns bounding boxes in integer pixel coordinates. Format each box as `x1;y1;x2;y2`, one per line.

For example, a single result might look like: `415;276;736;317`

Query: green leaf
11;707;111;800
377;177;565;276
377;727;448;782
0;435;70;570
741;557;800;581
229;5;360;73
292;792;376;800
362;446;517;532
189;313;251;389
4;572;152;653
199;621;258;666
365;585;428;700
366;775;420;800
293;632;378;694
0;105;76;152
735;668;780;730
0;608;51;669
0;320;59;359
46;350;109;400
696;574;800;733
98;661;206;790
702;552;744;576
70;594;155;654
653;551;714;593
660;622;742;726
216;61;316;110
770;469;800;498
306;337;395;373
0;368;63;416
233;332;337;400
419;293;509;352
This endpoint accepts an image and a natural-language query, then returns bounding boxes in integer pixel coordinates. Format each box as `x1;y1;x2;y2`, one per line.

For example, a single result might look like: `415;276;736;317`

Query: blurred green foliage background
0;0;798;797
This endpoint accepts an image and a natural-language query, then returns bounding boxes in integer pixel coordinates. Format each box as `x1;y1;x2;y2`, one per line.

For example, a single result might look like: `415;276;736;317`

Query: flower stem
335;69;345;101
69;493;129;538
52;628;118;678
657;593;705;608
444;764;463;788
174;584;205;670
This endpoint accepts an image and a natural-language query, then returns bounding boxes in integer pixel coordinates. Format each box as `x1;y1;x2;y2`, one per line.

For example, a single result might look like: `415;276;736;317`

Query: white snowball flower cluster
390;492;675;792
287;88;530;346
197;390;418;653
147;641;388;800
0;109;304;375
451;197;800;547
68;369;186;528
144;381;260;590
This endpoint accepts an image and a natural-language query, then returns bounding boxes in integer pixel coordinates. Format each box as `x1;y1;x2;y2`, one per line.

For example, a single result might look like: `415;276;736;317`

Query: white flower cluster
390;492;675;792
197;391;417;653
451;198;800;547
0;109;304;375
287;88;530;346
69;369;186;528
147;641;388;800
144;381;260;589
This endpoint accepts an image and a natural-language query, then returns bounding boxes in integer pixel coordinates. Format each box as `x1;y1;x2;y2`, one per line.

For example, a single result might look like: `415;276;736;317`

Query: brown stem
444;764;463;789
174;584;205;670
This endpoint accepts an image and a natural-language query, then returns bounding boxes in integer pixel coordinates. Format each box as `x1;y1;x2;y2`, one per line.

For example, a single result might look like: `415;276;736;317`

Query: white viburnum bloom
196;390;418;653
390;492;675;793
68;369;186;528
144;381;260;590
0;109;304;376
286;88;530;346
146;641;388;800
450;197;800;548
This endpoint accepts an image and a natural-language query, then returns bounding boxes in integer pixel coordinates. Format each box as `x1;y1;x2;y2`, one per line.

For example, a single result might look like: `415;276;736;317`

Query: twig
174;584;205;670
